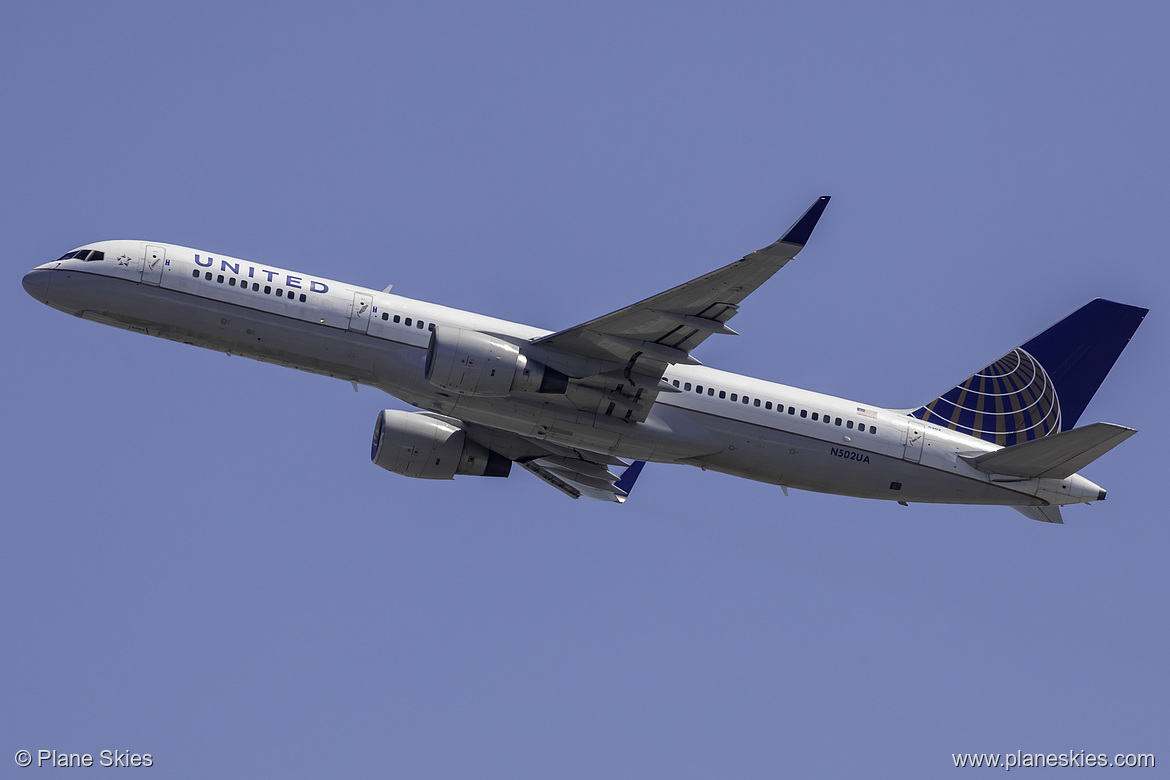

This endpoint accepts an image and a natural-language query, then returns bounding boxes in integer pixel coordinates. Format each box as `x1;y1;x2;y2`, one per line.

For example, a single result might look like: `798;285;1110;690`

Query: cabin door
348;292;373;333
142;245;166;286
903;420;926;464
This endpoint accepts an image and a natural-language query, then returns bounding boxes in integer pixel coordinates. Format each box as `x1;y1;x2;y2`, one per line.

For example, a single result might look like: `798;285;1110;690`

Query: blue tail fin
911;299;1147;445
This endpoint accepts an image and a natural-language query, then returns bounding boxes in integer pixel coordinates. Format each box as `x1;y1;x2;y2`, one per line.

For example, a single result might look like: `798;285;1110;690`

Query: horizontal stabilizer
961;422;1136;479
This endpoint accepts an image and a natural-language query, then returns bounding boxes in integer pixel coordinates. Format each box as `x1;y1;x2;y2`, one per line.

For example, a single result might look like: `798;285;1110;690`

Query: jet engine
425;326;567;396
370;409;511;480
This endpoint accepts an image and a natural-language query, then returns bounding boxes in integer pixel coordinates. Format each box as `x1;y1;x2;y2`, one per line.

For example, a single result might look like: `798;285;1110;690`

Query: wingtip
614;460;646;498
779;196;831;247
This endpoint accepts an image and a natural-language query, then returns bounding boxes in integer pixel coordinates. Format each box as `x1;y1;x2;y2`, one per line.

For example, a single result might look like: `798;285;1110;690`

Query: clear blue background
3;2;1165;776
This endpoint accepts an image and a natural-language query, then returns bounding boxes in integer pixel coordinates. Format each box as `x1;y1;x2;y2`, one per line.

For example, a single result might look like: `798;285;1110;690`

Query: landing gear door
903;420;926;464
142;245;166;286
348;292;373;333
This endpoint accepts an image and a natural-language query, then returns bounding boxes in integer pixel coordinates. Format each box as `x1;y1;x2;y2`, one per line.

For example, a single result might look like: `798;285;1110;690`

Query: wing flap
1012;505;1065;524
519;458;643;503
462;423;644;502
519;460;585;500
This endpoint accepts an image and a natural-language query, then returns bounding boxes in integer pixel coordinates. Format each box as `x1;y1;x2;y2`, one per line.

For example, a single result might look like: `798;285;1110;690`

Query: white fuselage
25;240;1106;508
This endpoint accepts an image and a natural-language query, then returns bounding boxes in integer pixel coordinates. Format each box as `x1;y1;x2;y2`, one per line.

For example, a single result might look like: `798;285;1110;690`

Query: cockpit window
56;249;105;262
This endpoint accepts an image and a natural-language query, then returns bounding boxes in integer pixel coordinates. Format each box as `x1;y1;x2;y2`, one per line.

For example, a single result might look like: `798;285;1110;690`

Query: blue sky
3;2;1166;776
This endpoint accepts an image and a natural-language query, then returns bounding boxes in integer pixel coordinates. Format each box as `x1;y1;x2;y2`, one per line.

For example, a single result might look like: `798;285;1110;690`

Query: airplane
22;197;1147;522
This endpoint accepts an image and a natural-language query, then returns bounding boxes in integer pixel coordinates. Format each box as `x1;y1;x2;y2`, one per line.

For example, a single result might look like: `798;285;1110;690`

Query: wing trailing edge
524;197;832;425
1012;505;1065;524
519;458;646;503
531;195;832;374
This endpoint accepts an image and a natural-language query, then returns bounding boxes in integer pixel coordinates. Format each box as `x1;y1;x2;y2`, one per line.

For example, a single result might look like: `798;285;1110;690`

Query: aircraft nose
22;268;53;303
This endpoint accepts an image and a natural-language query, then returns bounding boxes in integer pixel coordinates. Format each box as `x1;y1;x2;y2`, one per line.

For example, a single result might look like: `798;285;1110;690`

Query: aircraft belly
179;299;388;382
681;410;1042;505
49;271;195;335
51;272;393;385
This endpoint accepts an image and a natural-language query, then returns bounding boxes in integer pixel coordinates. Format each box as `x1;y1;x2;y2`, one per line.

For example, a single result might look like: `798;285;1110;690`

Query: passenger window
393;315;400;323
765;401;772;410
801;410;808;418
696;385;703;394
870;425;877;434
788;407;795;415
707;387;714;396
429;323;435;331
253;283;260;291
754;399;761;407
684;383;692;391
405;318;412;326
672;380;680;388
299;294;307;302
217;274;224;283
742;396;749;404
192;269;199;278
382;312;389;320
835;417;842;425
417;320;424;329
264;285;271;294
731;393;738;402
812;412;819;421
718;390;726;399
205;272;212;280
824;415;831;424
847;420;854;429
229;277;237;286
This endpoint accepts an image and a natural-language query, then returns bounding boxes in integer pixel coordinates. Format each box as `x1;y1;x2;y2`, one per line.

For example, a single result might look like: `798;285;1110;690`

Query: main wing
463;422;645;502
523;196;830;423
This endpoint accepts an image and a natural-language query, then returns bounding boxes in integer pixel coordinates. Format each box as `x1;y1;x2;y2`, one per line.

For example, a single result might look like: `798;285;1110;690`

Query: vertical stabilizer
911;299;1146;445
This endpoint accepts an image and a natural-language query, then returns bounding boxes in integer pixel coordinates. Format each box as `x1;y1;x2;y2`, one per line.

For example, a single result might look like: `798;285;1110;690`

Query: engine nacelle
425;326;568;396
371;409;511;480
